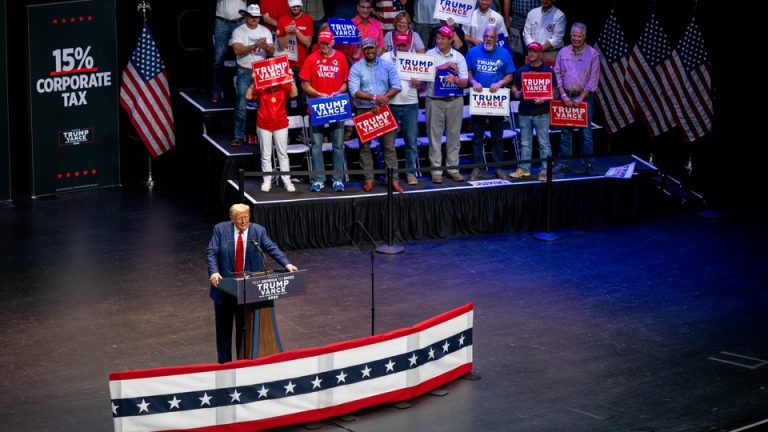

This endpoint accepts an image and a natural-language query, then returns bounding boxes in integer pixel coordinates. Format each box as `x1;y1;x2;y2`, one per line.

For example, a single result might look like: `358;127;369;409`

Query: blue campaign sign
433;69;464;97
327;18;361;46
309;94;352;126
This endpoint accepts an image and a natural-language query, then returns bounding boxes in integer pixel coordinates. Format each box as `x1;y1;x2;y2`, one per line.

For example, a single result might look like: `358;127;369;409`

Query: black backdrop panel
27;0;119;196
0;0;10;202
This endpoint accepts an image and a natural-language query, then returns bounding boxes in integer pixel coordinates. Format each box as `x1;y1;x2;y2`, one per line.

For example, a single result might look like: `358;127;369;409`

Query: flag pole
138;1;153;188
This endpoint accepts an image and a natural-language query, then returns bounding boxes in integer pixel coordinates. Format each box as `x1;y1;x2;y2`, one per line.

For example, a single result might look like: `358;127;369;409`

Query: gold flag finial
137;1;152;21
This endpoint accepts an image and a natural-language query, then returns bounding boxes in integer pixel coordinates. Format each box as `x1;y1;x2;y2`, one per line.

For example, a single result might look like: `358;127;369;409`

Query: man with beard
348;37;403;192
466;26;515;180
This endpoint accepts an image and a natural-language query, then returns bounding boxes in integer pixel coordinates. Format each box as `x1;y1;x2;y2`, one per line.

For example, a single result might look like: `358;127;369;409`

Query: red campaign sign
353;105;399;143
252;56;293;90
550;100;589;128
521;72;553;100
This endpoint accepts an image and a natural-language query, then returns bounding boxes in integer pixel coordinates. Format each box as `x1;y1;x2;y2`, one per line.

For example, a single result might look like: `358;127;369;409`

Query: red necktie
235;231;244;273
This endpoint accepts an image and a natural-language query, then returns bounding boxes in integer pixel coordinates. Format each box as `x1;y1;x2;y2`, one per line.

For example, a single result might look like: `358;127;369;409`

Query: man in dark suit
206;203;298;363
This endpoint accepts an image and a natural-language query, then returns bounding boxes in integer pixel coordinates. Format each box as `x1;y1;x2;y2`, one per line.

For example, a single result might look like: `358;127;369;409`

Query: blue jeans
519;113;551;171
233;68;254;140
212;18;241;98
471;115;504;167
390;104;419;171
310;121;345;183
559;94;594;158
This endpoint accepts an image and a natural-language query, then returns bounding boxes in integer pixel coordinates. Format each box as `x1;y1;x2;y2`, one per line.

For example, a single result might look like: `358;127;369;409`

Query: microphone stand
346;221;378;336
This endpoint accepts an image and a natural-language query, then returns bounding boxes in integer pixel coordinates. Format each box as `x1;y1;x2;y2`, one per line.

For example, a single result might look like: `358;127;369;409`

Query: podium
218;270;307;359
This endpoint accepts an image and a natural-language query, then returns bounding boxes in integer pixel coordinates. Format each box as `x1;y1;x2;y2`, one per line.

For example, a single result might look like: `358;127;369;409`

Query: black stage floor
1;179;766;431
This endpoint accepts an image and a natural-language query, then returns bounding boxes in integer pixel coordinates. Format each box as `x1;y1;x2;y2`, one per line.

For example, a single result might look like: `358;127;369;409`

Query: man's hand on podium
210;273;222;287
285;264;298;272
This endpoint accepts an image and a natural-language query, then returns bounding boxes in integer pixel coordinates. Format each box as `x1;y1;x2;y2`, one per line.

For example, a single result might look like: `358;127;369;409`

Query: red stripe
119;63;175;156
120;67;165;155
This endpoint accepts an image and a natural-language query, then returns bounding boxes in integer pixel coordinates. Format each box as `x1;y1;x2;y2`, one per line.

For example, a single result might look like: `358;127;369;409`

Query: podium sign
245;271;307;303
218;269;307;304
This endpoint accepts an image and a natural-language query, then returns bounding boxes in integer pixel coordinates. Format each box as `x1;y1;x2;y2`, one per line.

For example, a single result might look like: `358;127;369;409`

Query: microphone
249;239;268;275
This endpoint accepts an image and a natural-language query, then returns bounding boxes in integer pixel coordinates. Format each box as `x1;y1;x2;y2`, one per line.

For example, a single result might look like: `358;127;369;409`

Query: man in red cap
424;25;469;183
510;41;557;180
299;30;350;192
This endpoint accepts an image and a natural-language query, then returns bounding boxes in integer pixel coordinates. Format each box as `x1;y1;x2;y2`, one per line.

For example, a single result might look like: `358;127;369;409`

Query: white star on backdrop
428;347;436;359
458;334;465;346
284;381;296;394
442;340;450;353
385;359;396;372
111;402;119;415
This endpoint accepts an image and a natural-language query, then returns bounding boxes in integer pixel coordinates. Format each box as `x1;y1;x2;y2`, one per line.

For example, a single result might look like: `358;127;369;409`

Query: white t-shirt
217;0;246;21
230;23;273;68
464;8;508;43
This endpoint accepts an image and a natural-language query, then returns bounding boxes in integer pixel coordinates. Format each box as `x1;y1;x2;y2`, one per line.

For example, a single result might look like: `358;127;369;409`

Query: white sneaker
284;182;296;192
261;182;271;192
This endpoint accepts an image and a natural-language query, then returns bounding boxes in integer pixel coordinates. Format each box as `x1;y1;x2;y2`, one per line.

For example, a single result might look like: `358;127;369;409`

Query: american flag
594;10;635;134
624;13;677;137
665;17;713;143
110;304;474;431
120;24;175;158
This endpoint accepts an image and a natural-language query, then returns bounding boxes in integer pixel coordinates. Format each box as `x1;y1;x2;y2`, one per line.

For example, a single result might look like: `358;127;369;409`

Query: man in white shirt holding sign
230;4;274;146
381;32;423;185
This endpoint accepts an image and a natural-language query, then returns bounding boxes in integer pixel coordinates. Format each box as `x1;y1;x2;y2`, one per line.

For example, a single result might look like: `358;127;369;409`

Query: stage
225;156;658;249
179;88;659;249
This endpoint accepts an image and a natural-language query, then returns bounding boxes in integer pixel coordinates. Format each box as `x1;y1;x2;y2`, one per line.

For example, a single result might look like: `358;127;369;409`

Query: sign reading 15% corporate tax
35;45;112;107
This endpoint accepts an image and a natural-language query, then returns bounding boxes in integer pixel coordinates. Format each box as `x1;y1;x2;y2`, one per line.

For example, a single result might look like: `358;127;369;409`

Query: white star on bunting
257;385;269;399
137;398;150;413
167;396;181;409
409;353;419;367
284;381;296;394
385;359;396;372
311;376;323;389
361;365;372;378
336;370;348;383
199;392;212;406
229;390;242;402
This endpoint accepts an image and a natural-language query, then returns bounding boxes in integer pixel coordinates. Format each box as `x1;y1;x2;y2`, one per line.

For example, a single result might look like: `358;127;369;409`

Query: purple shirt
553;44;600;94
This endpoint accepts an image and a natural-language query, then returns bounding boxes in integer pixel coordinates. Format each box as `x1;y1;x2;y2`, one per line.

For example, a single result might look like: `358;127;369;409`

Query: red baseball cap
393;32;411;46
527;42;543;52
437;26;454;39
318;30;334;45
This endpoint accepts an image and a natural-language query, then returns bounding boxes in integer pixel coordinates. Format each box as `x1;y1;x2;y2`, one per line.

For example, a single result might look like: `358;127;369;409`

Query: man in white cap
277;0;314;115
230;4;274;146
